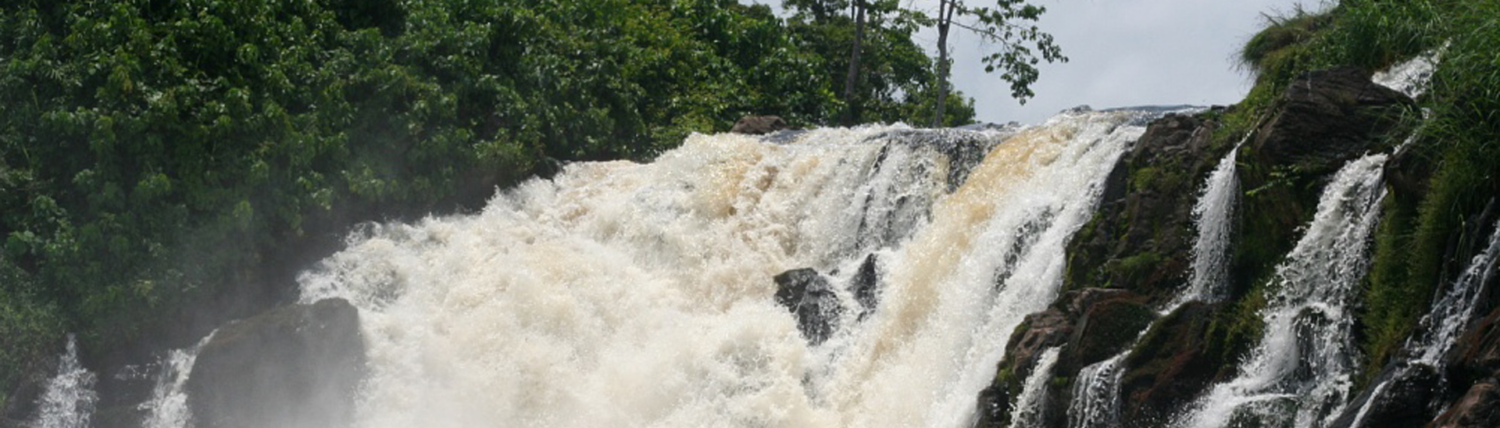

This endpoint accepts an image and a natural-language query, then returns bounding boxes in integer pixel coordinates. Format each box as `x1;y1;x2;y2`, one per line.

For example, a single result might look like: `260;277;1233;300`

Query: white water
1372;45;1445;99
1174;144;1242;307
1180;154;1389;428
297;110;1150;428
1067;353;1125;428
1008;347;1062;428
27;336;97;428
139;332;216;428
1410;217;1500;365
1345;217;1500;427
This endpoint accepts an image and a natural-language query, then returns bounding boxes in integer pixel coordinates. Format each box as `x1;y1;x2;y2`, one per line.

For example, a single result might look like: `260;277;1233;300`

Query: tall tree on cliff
930;0;1065;126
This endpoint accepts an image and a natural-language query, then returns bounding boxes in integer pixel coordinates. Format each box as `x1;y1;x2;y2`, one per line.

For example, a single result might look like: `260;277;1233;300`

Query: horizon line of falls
286;109;1155;428
1178;154;1390;428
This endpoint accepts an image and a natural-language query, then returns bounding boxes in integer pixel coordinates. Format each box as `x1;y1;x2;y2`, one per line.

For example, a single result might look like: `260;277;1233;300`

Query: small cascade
1409;217;1500;365
139;332;216;428
27;336;97;428
1180;154;1390;428
1067;353;1126;428
1344;217;1500;427
1008;347;1062;428
1372;45;1445;99
1174;143;1242;307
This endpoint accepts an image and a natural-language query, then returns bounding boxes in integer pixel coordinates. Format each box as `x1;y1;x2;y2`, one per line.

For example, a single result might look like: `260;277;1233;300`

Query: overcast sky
742;0;1327;124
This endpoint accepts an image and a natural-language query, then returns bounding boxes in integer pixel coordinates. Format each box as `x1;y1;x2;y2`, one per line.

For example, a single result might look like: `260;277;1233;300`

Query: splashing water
139;332;216;428
1179;154;1389;428
1173;143;1243;307
1344;217;1500;427
1068;353;1126;428
28;336;97;428
1372;45;1446;99
296;110;1152;428
1008;347;1062;428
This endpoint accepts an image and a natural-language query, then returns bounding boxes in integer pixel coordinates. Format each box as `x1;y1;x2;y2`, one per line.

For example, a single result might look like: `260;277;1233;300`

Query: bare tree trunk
932;0;954;128
840;0;867;126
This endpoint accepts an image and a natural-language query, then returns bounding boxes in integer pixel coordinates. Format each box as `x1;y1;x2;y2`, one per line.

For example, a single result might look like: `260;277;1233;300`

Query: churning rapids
291;109;1149;428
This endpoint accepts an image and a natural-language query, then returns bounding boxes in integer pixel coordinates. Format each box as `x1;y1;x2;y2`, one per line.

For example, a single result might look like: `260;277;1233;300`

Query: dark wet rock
1251;67;1416;174
1061;297;1155;373
773;269;842;345
1063;112;1227;304
186;298;365;428
1118;302;1241;427
850;254;882;317
1446;307;1500;389
730;115;787;135
1329;363;1441;428
1429;377;1500;428
974;288;1151;427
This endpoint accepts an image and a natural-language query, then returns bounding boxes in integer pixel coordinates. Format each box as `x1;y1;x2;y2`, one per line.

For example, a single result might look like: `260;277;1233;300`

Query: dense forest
0;0;1052;412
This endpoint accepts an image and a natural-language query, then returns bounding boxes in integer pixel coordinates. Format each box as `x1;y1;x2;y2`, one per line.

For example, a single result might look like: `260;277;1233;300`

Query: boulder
1118;302;1238;426
1329;363;1442;428
1252;67;1416;174
773;268;842;345
1446;307;1500;392
1428;377;1500;428
185;298;365;428
850;254;881;317
730;115;787;135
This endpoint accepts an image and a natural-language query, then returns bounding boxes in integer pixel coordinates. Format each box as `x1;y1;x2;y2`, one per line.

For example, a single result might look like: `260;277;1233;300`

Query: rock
185;298;365;428
1061;296;1155;373
730;115;787;135
850;254;881;317
1428;377;1500;428
1446;307;1500;390
1063;113;1225;304
1118;302;1239;426
1329;362;1441;428
974;288;1151;428
773;269;842;345
1252;67;1416;174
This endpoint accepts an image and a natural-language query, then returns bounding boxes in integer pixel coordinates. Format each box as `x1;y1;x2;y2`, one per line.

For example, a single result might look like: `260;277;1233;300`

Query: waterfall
1179;154;1389;428
1345;217;1500;427
1174;144;1242;307
27;336;97;428
295;109;1152;428
139;332;216;428
1008;347;1062;428
1067;353;1125;428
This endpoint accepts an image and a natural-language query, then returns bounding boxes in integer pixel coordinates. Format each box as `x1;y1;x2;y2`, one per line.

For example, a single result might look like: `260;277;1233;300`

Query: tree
930;0;1065;126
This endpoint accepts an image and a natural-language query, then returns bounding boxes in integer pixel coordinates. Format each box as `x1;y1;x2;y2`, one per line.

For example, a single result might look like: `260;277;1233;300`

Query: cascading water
295;109;1152;428
27;336;97;428
1174;144;1242;307
1179;154;1390;428
1067;353;1125;428
1009;347;1062;427
1344;217;1500;427
139;332;216;428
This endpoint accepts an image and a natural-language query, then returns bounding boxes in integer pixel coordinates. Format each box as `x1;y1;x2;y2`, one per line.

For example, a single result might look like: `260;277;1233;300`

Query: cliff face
977;66;1437;427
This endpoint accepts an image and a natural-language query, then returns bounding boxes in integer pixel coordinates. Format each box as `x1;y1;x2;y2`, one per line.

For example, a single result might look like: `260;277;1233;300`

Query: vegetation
1203;0;1500;383
0;0;1010;410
